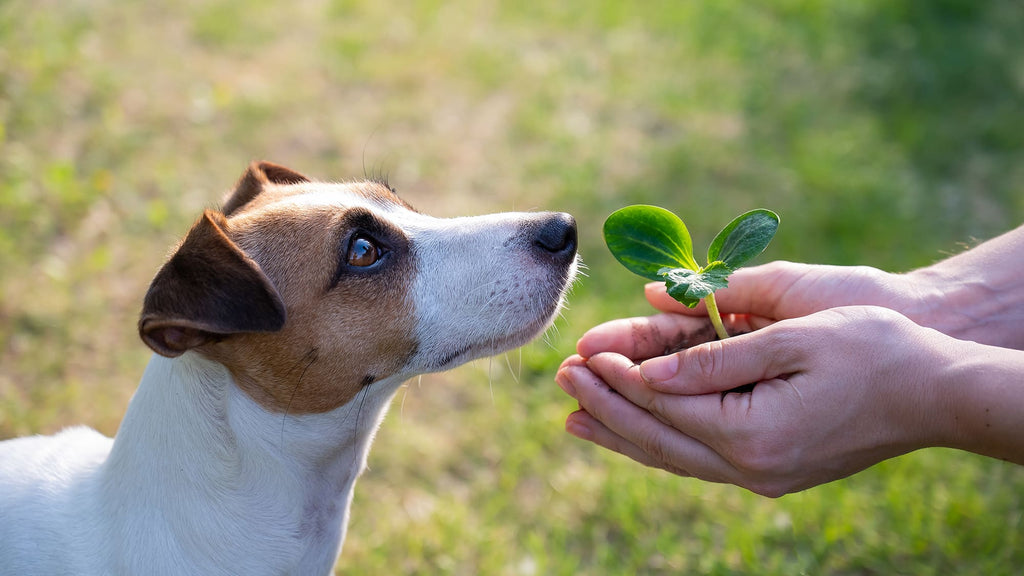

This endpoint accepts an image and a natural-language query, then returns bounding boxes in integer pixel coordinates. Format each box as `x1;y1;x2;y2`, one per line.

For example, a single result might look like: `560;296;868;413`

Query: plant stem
704;293;729;340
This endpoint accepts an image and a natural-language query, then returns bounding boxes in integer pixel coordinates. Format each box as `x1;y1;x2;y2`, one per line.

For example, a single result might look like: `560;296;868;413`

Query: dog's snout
532;212;577;259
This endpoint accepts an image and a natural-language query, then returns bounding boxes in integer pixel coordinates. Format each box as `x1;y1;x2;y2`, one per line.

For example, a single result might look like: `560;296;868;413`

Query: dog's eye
347;235;383;267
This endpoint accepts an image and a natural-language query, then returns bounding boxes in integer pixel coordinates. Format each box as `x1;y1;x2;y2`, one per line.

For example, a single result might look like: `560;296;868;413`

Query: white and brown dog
0;162;578;575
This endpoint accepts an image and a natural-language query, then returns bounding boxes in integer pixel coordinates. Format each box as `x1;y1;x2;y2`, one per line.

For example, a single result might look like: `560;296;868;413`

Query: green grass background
3;0;1024;573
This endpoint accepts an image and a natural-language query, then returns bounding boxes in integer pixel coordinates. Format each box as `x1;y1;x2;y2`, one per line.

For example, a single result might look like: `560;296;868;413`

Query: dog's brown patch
140;164;418;414
209;200;417;414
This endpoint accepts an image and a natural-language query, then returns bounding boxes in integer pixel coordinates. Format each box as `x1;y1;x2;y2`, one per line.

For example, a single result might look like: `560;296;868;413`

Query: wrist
899;267;974;337
878;322;964;456
930;339;1024;464
902;266;1024;349
899;226;1024;349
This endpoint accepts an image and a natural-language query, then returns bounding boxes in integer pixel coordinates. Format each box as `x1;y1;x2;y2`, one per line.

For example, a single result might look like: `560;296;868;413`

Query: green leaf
604;205;699;281
707;209;779;269
658;261;733;308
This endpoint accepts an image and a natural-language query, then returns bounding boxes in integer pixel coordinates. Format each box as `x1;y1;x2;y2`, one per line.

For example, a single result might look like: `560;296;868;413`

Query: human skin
556;225;1024;497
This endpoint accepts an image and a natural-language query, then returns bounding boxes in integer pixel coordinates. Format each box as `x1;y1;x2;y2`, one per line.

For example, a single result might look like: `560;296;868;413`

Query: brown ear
139;210;286;358
222;161;311;216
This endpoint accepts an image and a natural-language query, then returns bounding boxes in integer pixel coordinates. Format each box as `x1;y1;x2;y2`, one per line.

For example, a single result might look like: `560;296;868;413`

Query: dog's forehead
228;180;535;246
234;180;415;218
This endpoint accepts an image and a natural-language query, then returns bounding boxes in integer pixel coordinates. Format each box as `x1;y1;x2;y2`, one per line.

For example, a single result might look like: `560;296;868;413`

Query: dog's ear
222;161;310;216
139;210;286;358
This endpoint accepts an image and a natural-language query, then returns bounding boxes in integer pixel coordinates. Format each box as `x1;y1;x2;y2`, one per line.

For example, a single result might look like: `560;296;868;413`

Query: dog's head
138;162;578;413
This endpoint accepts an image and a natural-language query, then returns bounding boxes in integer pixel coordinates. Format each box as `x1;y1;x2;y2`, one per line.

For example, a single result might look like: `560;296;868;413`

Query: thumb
646;262;804;319
638;327;801;395
644;282;707;316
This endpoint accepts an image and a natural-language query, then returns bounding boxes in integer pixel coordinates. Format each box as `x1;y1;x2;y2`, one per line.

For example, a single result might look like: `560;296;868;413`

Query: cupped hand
556;306;957;497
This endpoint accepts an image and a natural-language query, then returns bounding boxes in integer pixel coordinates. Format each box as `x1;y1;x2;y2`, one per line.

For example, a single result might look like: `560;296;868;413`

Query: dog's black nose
532;212;577;259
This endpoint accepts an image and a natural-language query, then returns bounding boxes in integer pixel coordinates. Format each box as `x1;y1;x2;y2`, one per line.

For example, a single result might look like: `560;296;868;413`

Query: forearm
932;340;1024;465
902;224;1024;350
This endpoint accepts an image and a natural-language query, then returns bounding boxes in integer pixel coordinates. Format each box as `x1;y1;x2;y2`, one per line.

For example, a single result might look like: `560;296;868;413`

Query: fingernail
555;370;577;397
640;354;679;383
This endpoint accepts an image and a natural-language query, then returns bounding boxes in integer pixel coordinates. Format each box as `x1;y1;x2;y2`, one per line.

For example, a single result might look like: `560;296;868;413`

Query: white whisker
487;355;495;404
504;352;519;384
399;383;409;419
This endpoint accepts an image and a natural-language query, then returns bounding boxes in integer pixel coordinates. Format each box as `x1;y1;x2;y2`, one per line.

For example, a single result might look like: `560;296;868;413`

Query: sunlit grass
2;0;1023;574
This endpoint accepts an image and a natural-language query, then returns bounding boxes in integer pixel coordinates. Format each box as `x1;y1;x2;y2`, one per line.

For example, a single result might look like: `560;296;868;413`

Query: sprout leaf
658;261;733;308
603;205;699;281
707;209;779;269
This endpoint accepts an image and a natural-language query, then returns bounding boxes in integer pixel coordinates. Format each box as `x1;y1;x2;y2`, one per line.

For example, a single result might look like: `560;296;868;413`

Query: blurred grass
3;0;1024;574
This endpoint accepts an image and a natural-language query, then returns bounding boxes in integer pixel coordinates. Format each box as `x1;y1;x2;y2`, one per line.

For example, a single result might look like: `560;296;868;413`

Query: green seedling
604;205;779;340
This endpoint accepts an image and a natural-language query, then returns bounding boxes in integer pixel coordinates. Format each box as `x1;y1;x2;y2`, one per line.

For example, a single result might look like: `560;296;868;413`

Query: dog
0;162;578;575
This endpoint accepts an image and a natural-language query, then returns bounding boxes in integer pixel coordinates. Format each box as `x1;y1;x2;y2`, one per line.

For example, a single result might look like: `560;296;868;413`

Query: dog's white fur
0;163;578;575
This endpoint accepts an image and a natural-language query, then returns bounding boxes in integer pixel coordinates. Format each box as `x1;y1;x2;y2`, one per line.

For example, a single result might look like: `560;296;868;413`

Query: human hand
642;260;923;327
557;306;958;496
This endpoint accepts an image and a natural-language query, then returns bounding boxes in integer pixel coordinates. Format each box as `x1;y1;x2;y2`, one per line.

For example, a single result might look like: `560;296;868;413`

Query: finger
585;352;760;451
644;282;706;315
583;352;674;427
576;314;718;361
732;313;777;332
646;263;799;319
584;352;676;422
555;355;588;399
565;409;691;476
560;363;737;482
639;325;803;395
558;354;588;374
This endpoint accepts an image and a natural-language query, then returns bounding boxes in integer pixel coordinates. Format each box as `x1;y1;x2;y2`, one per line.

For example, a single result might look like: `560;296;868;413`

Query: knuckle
645;393;671;420
745;481;789;499
730;446;777;476
728;448;792;499
628;318;646;359
850;264;889;289
635;426;671;465
691;340;726;382
724;434;791;478
762;260;800;276
661;462;692;477
722;436;804;499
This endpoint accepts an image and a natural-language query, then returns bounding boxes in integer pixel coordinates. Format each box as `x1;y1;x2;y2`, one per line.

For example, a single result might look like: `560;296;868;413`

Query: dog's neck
98;352;400;575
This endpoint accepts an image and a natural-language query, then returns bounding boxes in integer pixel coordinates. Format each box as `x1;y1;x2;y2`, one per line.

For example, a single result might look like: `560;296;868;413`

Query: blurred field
3;0;1024;574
